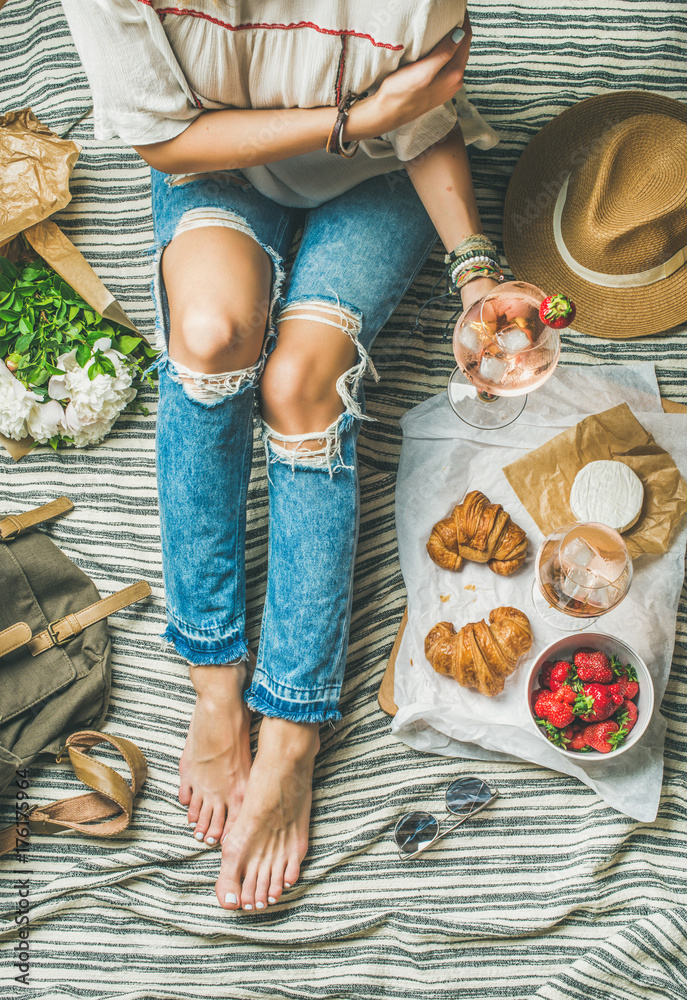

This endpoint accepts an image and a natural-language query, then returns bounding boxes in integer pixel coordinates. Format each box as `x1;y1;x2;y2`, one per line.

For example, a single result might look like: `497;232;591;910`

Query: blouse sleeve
60;0;202;145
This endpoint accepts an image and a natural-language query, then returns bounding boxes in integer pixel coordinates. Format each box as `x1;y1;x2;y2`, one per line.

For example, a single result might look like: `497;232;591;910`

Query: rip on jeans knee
262;299;378;472
152;207;285;405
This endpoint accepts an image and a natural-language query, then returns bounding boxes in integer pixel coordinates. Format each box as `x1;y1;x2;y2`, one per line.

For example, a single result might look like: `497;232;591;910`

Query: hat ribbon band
553;175;687;288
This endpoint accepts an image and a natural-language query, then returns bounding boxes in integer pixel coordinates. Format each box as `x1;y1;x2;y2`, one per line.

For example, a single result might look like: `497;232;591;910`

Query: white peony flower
62;402;119;448
26;398;67;444
0;359;41;440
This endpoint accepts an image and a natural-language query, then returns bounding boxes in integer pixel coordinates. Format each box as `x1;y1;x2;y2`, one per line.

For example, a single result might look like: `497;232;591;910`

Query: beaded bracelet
444;234;500;266
450;260;504;292
450;254;501;284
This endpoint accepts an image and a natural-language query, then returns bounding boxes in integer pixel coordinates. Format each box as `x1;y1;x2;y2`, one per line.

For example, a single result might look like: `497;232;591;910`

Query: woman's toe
193;801;214;841
239;864;259;911
283;856;301;889
204;804;226;846
178;777;192;808
186;791;202;828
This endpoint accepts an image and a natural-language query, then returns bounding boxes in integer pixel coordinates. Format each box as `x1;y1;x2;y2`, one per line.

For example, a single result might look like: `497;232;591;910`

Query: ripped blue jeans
151;166;437;722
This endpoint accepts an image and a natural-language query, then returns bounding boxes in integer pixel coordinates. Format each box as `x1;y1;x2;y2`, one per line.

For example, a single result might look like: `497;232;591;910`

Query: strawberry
537;719;573;747
573;649;613;683
616;699;638;733
575;683;616;722
531;687;547;712
611;657;639;699
581;721;620;753
550;661;572;692
539;294;576;329
535;687;575;728
555;684;577;706
569;729;591;751
538;661;555;689
605;682;626;707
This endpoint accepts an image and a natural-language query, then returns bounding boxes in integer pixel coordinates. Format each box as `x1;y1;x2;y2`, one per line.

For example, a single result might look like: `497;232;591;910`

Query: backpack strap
0;622;32;658
26;580;151;656
0;731;147;858
0;496;73;541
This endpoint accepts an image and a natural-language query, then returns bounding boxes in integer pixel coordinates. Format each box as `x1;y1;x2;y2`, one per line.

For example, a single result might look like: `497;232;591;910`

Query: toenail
224;892;237;905
206;837;216;845
268;896;276;904
284;882;291;888
189;822;197;828
243;903;253;911
256;901;265;909
194;831;204;840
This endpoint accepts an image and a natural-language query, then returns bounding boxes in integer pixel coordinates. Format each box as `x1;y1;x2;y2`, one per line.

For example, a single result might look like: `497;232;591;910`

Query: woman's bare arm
133;26;471;174
405;127;500;309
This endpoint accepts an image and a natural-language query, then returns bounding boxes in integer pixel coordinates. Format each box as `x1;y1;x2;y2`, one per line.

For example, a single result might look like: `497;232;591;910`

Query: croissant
424;606;533;697
427;490;527;576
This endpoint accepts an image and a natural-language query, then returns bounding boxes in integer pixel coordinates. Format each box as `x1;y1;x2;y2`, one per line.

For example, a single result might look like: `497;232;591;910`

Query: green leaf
75;342;91;368
83;309;95;325
0;308;18;322
0;257;18;282
68;305;79;321
18;316;32;336
0;274;13;295
97;354;116;377
98;322;115;338
15;332;34;353
43;361;65;376
88;359;102;380
114;335;141;355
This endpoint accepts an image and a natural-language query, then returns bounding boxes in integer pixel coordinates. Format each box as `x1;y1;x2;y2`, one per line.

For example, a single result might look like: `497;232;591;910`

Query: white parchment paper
391;363;687;822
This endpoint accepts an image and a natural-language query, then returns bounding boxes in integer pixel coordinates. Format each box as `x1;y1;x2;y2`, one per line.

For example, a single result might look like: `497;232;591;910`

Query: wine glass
448;281;561;429
532;522;633;632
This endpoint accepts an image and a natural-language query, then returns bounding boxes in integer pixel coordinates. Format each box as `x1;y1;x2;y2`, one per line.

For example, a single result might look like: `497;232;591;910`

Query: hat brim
503;91;687;338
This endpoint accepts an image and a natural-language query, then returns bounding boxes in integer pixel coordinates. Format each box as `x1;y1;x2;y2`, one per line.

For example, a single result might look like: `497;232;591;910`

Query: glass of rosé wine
533;521;633;632
447;281;565;429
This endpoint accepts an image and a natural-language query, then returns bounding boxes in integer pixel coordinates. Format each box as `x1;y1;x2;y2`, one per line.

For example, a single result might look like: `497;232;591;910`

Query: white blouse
60;0;499;208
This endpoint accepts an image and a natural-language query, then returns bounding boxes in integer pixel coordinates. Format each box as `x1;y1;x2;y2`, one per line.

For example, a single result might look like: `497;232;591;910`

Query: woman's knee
170;304;268;373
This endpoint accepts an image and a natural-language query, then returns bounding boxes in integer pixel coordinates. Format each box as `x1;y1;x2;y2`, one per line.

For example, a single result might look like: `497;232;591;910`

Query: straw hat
503;91;687;338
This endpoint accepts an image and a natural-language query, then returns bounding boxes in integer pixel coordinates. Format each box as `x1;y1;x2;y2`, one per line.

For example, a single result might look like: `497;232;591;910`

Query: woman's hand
349;15;472;138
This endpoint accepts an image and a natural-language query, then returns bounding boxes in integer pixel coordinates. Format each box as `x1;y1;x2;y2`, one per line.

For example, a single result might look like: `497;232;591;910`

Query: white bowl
525;632;654;760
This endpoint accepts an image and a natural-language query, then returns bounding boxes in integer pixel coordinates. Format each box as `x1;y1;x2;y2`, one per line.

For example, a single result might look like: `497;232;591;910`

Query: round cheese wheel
569;461;644;533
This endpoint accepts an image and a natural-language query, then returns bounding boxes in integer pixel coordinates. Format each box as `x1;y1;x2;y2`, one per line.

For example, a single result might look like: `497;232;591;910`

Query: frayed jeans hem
244;684;342;724
161;625;250;666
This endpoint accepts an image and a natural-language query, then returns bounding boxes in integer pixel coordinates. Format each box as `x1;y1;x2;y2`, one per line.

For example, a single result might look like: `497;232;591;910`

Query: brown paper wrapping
0;110;144;461
0;109;81;244
502;403;687;559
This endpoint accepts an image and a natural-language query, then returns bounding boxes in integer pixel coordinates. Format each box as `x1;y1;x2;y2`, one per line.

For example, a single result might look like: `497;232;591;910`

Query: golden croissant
427;490;527;576
424;606;533;697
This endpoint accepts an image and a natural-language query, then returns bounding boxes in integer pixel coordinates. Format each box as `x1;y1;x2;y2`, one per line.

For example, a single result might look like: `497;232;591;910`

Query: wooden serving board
377;396;687;717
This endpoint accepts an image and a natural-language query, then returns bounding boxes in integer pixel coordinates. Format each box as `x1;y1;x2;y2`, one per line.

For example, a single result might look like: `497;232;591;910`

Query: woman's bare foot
178;662;253;846
215;717;320;911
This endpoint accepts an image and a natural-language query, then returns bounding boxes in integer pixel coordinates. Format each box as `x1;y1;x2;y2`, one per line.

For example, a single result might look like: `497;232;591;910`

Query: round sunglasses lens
394;811;439;854
446;777;491;814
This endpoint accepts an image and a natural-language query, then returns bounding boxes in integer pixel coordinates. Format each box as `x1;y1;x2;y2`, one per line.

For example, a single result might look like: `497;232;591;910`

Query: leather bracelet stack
445;234;504;293
326;90;367;158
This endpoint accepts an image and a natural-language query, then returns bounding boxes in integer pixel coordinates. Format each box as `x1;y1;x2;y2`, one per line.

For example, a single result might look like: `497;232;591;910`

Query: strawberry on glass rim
539;294;576;329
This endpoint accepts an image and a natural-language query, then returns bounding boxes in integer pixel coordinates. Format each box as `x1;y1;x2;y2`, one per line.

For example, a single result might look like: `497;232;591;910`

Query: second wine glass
448;281;561;429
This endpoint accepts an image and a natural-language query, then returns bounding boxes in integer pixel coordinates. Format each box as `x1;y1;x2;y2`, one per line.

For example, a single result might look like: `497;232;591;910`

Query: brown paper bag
503;403;687;559
0;110;145;460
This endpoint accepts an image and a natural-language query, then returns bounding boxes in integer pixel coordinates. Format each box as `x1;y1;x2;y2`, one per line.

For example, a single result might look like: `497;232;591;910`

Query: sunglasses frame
394;778;499;861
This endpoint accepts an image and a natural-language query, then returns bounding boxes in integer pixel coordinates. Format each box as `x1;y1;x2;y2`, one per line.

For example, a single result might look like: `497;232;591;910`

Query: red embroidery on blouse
136;0;404;51
334;36;346;105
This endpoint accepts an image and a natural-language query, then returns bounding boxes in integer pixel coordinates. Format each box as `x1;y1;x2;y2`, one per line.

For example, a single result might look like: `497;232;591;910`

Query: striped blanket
1;1;686;997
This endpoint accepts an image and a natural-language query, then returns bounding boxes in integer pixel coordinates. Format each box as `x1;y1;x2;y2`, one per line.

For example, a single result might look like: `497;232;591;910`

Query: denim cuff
244;678;342;724
161;623;250;666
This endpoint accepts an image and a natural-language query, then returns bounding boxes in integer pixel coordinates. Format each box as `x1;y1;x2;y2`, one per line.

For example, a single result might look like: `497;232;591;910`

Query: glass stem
477;390;499;403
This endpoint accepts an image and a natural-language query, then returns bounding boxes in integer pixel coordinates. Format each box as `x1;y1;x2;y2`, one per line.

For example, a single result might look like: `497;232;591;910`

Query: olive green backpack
0;498;149;853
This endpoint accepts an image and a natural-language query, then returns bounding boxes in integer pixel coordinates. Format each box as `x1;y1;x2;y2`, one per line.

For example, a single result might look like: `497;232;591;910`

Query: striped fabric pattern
1;1;686;997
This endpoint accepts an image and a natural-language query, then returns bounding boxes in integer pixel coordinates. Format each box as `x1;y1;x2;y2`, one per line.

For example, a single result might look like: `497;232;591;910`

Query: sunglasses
393;777;499;861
